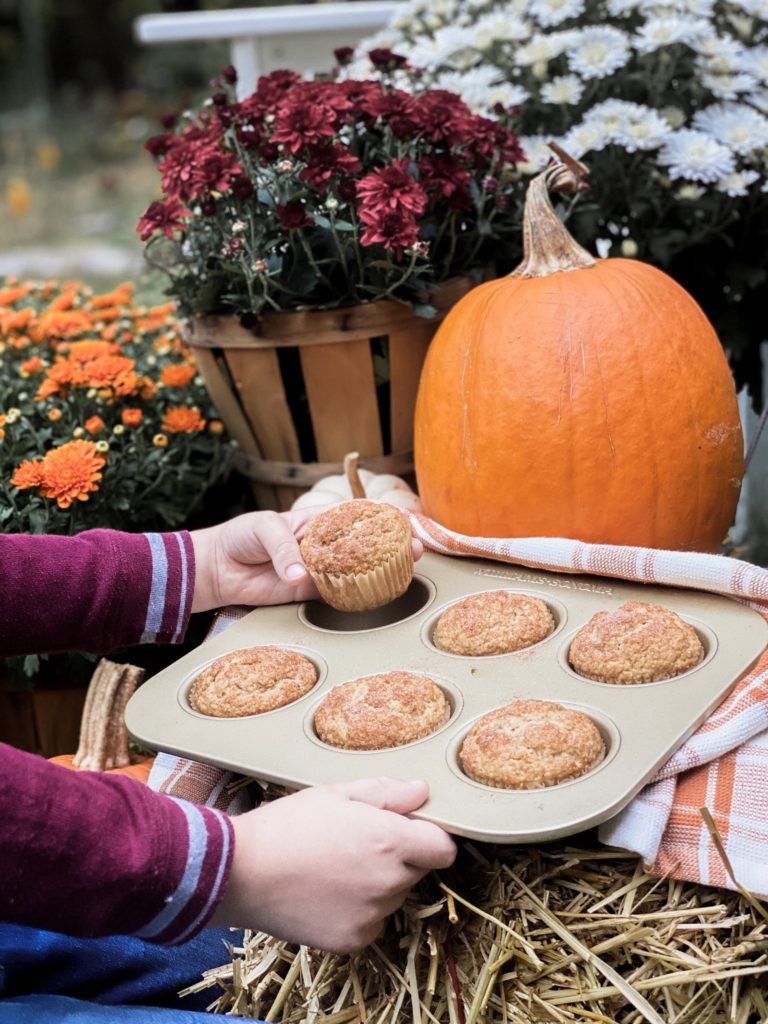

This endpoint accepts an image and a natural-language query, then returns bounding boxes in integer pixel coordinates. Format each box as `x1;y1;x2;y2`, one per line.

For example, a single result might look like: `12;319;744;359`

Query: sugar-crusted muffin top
313;670;450;750
568;600;704;684
300;499;412;575
189;645;318;717
433;590;555;656
460;698;605;790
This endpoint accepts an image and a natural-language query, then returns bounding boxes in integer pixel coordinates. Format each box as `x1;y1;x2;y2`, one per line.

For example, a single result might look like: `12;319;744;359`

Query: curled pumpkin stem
343;451;367;499
512;144;596;279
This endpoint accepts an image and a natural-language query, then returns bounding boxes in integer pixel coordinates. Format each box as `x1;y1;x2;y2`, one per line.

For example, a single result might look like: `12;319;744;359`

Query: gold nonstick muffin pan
125;551;768;843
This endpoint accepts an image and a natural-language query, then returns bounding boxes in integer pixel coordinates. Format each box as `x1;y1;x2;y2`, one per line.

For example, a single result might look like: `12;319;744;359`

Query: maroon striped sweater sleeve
0;743;233;943
0;529;194;655
0;529;235;943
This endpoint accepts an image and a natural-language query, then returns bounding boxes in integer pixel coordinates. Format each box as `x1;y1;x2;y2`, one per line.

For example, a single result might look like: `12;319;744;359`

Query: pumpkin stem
344;451;367;499
511;144;597;279
73;658;146;771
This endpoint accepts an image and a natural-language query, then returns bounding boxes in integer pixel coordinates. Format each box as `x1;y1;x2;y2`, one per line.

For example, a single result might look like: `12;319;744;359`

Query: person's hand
190;508;423;612
209;777;456;952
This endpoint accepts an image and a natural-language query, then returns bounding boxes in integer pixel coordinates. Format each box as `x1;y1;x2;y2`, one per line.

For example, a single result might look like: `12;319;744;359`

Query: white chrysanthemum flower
529;0;586;29
700;70;758;100
737;0;768;15
746;87;768;114
716;169;760;196
516;30;577;65
743;45;768;85
406;24;480;70
560;120;611;157
567;27;631;80
606;0;640;14
693;102;768;155
676;184;706;200
633;16;708;53
541;74;584;105
487;81;530;108
518;134;556;172
470;11;530;49
675;0;720;15
434;68;528;112
615;109;672;152
658;129;736;182
693;34;742;62
661;106;686;129
583;99;638;141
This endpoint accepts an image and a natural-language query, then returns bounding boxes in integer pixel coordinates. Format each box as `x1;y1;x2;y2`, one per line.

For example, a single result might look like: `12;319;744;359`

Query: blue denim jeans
0;923;253;1022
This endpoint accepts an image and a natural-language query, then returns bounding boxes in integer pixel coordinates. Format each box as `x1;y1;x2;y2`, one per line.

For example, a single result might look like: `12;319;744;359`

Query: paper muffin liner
311;542;413;612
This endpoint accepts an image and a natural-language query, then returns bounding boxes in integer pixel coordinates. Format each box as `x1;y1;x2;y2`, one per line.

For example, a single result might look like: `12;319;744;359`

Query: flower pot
182;275;480;511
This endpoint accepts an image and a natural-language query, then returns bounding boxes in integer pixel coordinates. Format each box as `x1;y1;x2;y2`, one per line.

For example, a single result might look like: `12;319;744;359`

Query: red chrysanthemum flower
356;159;427;219
271;101;336;154
299;144;362;191
275;200;315;231
136;199;189;242
359;208;421;259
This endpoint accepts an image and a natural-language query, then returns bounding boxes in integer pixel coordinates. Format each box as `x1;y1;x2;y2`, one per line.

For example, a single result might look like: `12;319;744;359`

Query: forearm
0;529;195;655
0;744;233;943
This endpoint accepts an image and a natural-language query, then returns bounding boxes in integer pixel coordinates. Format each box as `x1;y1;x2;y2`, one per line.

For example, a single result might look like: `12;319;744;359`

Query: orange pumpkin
414;156;744;552
49;658;154;783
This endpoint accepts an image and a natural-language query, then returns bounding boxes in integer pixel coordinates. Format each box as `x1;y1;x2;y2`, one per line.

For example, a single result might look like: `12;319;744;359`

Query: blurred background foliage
0;1;288;292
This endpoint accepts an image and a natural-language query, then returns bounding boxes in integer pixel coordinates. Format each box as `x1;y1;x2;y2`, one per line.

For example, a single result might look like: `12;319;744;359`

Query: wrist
190;527;220;612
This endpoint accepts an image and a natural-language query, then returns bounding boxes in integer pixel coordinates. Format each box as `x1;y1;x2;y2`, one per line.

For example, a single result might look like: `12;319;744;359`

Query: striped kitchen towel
149;512;768;898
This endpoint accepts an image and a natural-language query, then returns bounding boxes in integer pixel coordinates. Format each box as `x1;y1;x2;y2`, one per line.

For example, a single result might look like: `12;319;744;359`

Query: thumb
329;776;429;814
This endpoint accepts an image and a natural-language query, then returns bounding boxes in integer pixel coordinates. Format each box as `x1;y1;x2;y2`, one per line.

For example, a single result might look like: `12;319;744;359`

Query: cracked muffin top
568;600;704;684
189;646;318;717
300;500;411;576
460;699;605;790
314;670;450;750
433;590;555;656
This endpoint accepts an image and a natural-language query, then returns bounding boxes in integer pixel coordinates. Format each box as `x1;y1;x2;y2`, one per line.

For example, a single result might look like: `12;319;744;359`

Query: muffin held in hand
189;646;318;717
300;499;413;612
568;600;704;685
433;590;555;656
460;698;605;790
314;671;450;750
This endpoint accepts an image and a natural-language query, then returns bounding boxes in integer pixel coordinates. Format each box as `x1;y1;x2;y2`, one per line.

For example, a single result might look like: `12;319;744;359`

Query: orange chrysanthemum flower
162;406;206;433
160;363;196;388
20;356;44;376
0;308;33;333
48;408;63;422
121;408;143;427
90;284;133;309
80;354;138;397
36;362;76;400
38;439;106;508
31;310;93;342
61;339;119;361
11;459;46;490
85;415;105;435
0;284;32;307
47;289;78;313
137;376;157;400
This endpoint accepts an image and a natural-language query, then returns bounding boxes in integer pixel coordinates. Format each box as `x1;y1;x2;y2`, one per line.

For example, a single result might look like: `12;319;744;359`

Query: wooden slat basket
183;276;478;510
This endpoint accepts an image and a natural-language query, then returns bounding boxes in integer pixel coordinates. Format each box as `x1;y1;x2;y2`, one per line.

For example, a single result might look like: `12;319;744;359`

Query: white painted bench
133;2;401;97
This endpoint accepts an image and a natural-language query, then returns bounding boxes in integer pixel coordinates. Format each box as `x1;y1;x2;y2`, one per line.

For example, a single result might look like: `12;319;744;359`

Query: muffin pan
125;551;768;843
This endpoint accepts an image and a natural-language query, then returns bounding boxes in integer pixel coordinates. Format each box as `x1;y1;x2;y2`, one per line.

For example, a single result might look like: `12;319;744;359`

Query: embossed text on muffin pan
126;551;768;843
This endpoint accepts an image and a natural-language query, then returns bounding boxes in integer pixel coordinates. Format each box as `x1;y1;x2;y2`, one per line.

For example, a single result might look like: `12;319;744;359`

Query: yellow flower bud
153;433;169;448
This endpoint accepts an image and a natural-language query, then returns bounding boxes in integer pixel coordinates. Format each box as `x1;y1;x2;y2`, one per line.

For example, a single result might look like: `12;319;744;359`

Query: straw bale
186;829;768;1023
